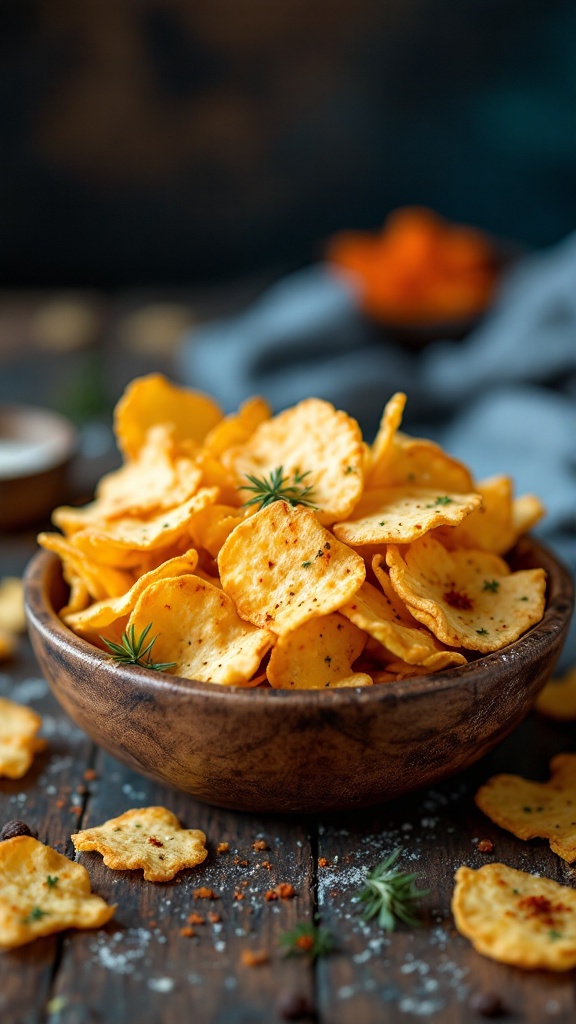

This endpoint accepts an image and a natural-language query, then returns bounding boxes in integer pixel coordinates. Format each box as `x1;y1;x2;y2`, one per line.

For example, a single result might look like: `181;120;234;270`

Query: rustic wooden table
1;293;576;1023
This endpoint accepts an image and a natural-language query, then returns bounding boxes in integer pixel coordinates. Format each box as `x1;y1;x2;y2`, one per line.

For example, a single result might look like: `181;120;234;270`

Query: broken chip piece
0;697;46;779
475;754;576;862
452;862;576;971
0;835;115;949
71;807;207;882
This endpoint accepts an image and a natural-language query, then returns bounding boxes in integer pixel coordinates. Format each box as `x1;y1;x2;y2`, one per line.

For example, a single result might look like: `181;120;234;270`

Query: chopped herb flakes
483;579;500;593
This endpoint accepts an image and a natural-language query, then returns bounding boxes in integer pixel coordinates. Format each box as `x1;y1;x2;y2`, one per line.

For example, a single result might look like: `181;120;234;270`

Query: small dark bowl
0;405;77;531
24;538;573;814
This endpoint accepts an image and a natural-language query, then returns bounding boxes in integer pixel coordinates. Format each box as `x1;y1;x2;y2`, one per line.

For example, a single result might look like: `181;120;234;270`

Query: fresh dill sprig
278;920;336;961
101;623;177;672
353;848;428;932
239;466;317;511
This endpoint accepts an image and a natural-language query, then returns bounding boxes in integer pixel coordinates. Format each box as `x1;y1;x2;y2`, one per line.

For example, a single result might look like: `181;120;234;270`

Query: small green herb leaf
353;848;428;932
23;906;49;924
101;623;177;672
239;466;317;511
46;875;59;888
482;579;500;593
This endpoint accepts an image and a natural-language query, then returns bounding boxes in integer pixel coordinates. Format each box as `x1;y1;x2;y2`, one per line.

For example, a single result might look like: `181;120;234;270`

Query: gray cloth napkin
177;232;576;667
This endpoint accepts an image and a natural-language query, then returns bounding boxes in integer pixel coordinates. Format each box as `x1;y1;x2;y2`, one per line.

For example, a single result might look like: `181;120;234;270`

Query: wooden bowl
0;405;77;531
24;538;573;814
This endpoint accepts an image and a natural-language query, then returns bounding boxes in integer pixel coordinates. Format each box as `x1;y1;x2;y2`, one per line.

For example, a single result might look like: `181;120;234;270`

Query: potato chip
188;504;245;558
0;697;46;779
71;806;207;882
69;488;218;569
475;754;576;862
0;577;26;634
267;612;371;689
386;535;546;652
341;580;467;670
218;502;365;637
366;392;407;476
38;532;134;600
367;430;474;492
63;549;199;647
0;836;115;949
128;575;273;684
203;396;271;456
433;476;514;554
224;397;365;524
333;487;481;547
536;667;576;720
54;425;203;532
114;373;223;459
512;493;546;539
452;862;576;971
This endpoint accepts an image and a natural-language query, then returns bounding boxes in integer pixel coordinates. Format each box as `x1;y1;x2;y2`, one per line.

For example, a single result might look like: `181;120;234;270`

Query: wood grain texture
24;538;574;814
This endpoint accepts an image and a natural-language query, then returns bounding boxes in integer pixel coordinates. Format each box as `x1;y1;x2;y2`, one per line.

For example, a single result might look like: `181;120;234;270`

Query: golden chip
114;373;223;459
188;504;245;558
218;501;365;637
536;667;576;721
367;430;474;492
332;487;481;546
452;862;576;971
203;395;272;456
71;807;207;882
0;836;115;949
341;580;467;670
0;628;16;662
128;575;273;684
433;476;515;554
366;392;407;476
386;535;546;652
267;612;371;689
37;532;134;600
225;397;365;523
0;697;46;779
511;493;546;539
475;754;576;862
69;488;218;569
63;549;199;647
0;577;26;634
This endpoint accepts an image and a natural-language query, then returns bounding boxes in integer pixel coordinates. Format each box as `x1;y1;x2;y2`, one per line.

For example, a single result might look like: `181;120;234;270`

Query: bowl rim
24;537;574;708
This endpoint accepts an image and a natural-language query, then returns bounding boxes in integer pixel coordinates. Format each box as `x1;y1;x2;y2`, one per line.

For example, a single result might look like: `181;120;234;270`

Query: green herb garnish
279;920;336;961
23;906;49;924
476;628;489;636
46;875;59;888
353;848;428;932
101;623;176;672
239;466;316;511
482;579;500;593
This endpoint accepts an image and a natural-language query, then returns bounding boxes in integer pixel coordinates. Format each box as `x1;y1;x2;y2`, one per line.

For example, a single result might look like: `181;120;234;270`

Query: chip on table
452;862;576;971
475;754;576;862
0;697;46;779
71;807;208;882
536;667;576;721
0;836;115;949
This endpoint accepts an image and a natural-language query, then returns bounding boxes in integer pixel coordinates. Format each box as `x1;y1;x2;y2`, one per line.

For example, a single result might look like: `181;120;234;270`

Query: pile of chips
39;374;547;688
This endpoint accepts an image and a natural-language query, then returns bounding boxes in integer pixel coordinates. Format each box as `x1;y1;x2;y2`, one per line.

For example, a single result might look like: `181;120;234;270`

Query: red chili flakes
252;839;269;851
443;588;473;610
83;769;98;781
75;784;87;796
208;911;221;923
217;842;230;854
69;806;82;815
261;860;273;871
193;887;219;900
55;799;65;809
517;894;572;927
477;839;494;853
239;859;249;867
241;949;270;967
295;934;314;952
187;913;205;926
264;890;278;902
148;836;164;848
275;883;296;899
180;926;196;938
234;891;245;901
318;858;330;868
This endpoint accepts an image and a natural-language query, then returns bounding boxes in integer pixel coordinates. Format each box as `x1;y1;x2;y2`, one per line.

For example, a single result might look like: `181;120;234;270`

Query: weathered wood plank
316;716;576;1023
48;751;316;1024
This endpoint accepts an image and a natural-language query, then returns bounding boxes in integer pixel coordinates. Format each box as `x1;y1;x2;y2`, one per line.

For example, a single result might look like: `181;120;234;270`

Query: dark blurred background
1;0;575;290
